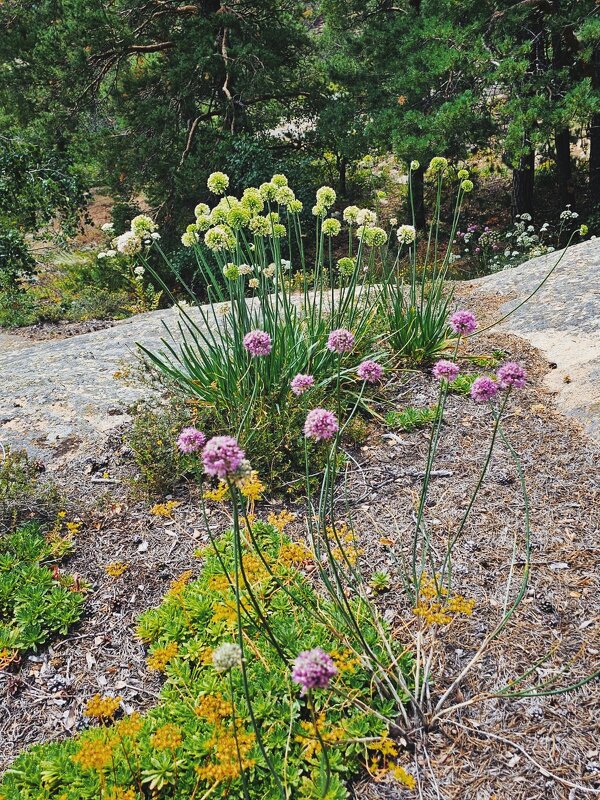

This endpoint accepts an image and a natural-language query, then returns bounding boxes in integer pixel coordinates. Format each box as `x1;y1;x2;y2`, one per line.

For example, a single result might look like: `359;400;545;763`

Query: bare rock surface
470;238;600;441
0;305;205;465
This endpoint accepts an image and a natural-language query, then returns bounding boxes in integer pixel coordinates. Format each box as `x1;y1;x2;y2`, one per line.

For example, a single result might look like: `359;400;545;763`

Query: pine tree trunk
511;149;535;218
555;128;572;205
410;166;426;229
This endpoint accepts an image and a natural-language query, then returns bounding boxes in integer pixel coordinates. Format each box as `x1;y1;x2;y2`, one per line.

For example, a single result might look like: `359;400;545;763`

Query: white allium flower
396;224;416;245
181;231;199;247
262;264;276;279
410;160;420;170
212;642;242;672
207;171;229;194
150;231;161;240
97;252;107;259
204;225;236;252
101;222;114;233
343;205;360;224
105;249;117;258
238;263;252;275
281;259;291;271
131;214;157;237
249;278;259;289
356;208;377;227
115;231;142;255
316;186;336;208
134;265;145;276
389;217;398;226
194;202;210;218
520;213;532;222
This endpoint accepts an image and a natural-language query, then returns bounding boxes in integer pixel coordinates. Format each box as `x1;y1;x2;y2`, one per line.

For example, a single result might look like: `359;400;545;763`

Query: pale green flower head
312;204;327;218
227;206;251;229
207;171;230;195
271;223;287;239
428;157;448;175
337;257;356;276
275;186;295;206
457;169;469;180
249;215;271;236
460;179;474;193
210;206;229;225
131;214;157;237
241;188;264;215
357;225;387;247
410;160;420;171
343;205;360;224
204;224;236;252
249;277;259;289
259;181;278;201
288;199;303;214
268;211;281;224
316;186;336;208
580;224;589;236
223;262;240;280
186;222;198;233
181;230;199;247
194;202;210;218
322;218;342;237
195;214;212;231
271;173;288;188
376;190;387;200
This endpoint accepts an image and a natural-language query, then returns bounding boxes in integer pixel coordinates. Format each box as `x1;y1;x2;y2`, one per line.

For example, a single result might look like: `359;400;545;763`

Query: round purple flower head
327;328;355;354
176;426;206;454
449;309;477;336
470;376;498;403
291;648;337;694
432;359;460;382
202;436;245;478
304;408;339;441
243;329;272;357
357;360;383;383
496;362;527;389
291;373;315;396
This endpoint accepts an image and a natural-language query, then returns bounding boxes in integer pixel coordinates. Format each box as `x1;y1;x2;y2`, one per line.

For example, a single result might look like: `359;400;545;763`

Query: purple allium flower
449;309;477;336
176;426;206;454
291;648;337;694
470;376;498;403
356;360;383;383
496;362;527;390
304;408;339;441
432;359;460;382
202;436;245;478
243;329;272;357
291;373;315;396
327;328;355;354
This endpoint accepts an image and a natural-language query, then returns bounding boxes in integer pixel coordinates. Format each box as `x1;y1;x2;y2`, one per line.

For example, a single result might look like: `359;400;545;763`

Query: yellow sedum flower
150;500;181;517
147;641;179;671
72;738;116;771
106;562;129;578
150;723;183;750
84;694;122;721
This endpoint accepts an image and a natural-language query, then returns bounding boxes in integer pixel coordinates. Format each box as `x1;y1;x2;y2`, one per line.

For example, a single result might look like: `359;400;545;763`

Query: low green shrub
385;405;441;431
447;373;477;395
0;522;86;663
0;521;412;798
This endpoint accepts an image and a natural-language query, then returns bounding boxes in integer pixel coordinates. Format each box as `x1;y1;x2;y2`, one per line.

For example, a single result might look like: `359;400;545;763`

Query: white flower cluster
98;213;160;261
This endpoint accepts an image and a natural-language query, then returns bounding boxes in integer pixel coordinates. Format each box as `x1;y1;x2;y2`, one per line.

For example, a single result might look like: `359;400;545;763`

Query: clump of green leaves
0;448;61;532
0;522;86;659
385;405;441;432
369;570;391;593
448;373;477;395
1;522;412;798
